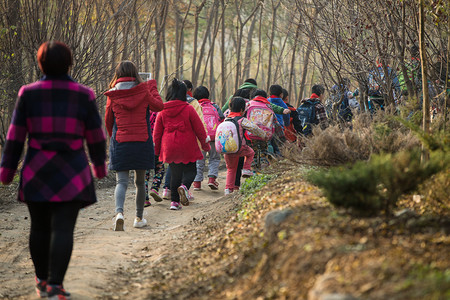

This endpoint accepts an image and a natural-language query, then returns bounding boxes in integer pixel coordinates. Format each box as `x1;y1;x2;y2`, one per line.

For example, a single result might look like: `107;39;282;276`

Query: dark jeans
169;162;196;202
27;201;82;285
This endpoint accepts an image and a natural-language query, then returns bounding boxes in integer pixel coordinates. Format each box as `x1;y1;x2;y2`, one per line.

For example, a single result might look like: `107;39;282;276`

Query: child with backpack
297;84;329;136
192;86;224;190
218;97;267;195
153;79;210;210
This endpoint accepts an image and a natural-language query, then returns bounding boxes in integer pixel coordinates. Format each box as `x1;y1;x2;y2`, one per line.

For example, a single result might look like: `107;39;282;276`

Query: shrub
307;149;449;215
282;111;420;167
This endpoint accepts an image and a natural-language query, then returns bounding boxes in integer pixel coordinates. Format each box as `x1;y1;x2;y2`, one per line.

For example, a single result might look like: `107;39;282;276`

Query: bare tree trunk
419;0;430;162
289;25;301;96
297;38;313;106
220;0;227;105
444;23;449;132
266;0;281;89
255;7;263;81
243;13;258;80
191;0;207;85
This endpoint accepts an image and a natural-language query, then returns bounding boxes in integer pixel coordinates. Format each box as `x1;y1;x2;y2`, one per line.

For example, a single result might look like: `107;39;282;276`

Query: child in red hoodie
153;79;210;210
223;97;267;195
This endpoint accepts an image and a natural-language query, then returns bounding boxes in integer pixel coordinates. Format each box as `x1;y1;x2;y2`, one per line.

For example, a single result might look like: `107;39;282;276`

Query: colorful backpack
200;101;220;141
215;117;242;154
296;99;320;136
245;101;275;141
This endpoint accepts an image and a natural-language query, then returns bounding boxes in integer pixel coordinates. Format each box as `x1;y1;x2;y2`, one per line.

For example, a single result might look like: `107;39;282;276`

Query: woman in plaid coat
0;41;107;299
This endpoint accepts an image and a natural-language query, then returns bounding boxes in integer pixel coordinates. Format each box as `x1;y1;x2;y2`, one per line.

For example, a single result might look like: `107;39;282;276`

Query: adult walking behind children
153;79;210;210
105;61;164;231
220;97;268;195
0;41;107;299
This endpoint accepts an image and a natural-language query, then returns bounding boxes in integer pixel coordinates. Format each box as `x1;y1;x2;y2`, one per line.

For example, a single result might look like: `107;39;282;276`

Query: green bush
307;149;449;215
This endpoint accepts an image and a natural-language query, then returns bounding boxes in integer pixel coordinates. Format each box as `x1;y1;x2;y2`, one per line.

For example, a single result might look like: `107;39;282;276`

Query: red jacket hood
104;80;163;111
198;98;212;104
252;96;270;104
163;100;190;117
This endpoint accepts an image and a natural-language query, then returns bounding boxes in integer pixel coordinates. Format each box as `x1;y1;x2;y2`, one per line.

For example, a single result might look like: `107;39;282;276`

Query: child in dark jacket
223;97;267;195
153;79;210;210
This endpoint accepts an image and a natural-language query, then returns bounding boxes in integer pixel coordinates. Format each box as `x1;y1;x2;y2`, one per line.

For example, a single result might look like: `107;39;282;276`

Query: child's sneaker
242;169;254;178
47;284;71;300
35;277;47;298
114;213;124;231
149;189;163;202
144;200;151;207
133;217;147;228
170;201;182;210
193;181;201;191
162;187;171;200
207;177;219;190
224;188;233;195
177;185;190;206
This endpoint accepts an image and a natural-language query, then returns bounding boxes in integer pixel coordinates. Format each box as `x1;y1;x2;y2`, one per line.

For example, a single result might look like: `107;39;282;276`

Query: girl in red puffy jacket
153;79;210;210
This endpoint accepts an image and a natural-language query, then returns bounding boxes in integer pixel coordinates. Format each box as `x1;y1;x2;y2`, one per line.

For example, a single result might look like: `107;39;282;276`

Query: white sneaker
114;213;124;231
162;187;171;200
224;189;233;195
133;217;147;228
242;169;254;178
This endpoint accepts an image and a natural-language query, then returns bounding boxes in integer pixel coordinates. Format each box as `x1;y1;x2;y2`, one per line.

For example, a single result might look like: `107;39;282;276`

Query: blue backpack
297;99;320;136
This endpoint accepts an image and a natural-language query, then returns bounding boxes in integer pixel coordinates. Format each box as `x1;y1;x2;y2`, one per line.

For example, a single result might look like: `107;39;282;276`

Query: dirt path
0;169;231;300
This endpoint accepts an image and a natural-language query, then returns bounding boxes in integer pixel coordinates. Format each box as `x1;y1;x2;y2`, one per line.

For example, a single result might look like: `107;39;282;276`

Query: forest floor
0;163;449;300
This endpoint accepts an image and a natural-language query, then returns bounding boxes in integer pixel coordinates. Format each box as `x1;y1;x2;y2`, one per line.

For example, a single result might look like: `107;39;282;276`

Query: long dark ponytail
166;78;187;102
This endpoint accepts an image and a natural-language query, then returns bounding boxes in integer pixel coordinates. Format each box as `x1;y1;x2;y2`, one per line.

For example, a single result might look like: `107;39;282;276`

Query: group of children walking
104;61;306;232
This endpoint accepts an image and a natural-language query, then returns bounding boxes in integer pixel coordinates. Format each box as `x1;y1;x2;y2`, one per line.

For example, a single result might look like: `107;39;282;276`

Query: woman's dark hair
37;41;73;76
166;79;187;102
230;97;246;112
244;78;257;86
109;60;143;88
183;79;193;91
281;88;289;100
250;89;267;99
311;84;325;96
193;86;209;100
233;88;250;99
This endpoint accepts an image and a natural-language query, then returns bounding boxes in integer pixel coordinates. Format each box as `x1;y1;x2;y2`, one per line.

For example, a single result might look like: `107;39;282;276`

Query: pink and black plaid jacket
0;76;107;207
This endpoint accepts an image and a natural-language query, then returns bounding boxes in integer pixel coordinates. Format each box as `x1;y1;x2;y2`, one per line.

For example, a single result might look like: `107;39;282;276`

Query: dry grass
282;111;421;166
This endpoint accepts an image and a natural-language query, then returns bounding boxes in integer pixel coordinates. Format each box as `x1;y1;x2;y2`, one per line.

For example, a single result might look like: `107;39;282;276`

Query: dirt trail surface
0;169;233;300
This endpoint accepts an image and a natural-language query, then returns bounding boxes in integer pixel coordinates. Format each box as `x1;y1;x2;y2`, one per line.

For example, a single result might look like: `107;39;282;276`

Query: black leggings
169;162;196;202
27;201;82;285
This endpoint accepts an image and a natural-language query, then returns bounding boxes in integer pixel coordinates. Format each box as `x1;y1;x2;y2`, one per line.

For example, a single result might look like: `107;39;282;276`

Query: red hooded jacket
153;100;210;164
104;79;164;142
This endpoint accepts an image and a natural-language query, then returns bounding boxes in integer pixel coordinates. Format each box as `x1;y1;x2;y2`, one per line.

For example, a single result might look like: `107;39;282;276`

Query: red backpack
200;101;220;141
